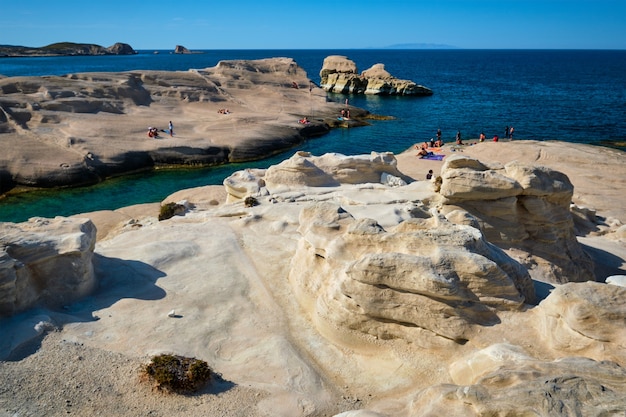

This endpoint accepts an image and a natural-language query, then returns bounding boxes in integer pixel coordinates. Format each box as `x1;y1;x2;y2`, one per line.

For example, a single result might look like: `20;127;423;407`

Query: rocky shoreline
0;58;372;195
0;42;136;57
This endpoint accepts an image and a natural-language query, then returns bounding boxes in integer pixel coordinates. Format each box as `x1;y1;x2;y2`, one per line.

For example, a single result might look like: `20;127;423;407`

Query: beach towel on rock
420;154;445;161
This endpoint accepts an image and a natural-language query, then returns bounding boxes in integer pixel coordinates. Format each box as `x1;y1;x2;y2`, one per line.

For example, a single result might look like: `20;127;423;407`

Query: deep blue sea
1;49;625;222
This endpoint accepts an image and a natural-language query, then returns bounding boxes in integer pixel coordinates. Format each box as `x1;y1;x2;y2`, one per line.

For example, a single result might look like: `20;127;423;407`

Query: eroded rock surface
289;201;535;345
536;281;626;358
2;148;624;417
0;58;366;194
408;343;626;416
439;154;594;284
0;217;96;317
320;55;433;96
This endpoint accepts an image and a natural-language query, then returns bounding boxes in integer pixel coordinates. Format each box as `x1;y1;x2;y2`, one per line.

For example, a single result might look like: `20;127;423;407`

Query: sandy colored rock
319;55;432;96
1;140;625;417
0;58;370;194
536;281;626;358
438;154;594;284
0;217;96;317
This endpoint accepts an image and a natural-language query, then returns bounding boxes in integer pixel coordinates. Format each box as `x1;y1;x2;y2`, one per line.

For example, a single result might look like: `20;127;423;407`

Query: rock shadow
182;372;237;397
579;242;626;281
0;254;167;361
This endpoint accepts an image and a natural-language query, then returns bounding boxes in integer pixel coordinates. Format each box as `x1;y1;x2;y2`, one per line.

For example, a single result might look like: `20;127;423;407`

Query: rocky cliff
320;55;433;96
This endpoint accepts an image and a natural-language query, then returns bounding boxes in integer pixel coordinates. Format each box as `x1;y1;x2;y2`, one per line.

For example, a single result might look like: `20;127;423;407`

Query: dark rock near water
174;45;191;54
0;42;136;57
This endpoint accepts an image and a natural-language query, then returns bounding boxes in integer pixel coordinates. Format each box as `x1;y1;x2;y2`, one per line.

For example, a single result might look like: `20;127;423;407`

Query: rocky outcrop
289;201;535;346
438;155;594;284
2;148;625;416
409;343;626;416
0;217;97;317
106;42;136;55
320;55;433;96
223;151;410;201
0;58;363;195
174;45;191;54
536;281;626;356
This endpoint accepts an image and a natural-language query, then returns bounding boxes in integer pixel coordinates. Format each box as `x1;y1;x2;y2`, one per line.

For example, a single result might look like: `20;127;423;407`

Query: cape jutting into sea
0;49;625;222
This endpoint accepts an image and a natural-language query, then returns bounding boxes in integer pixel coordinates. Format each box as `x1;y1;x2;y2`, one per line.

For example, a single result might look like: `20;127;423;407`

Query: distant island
384;43;458;49
0;42;136;57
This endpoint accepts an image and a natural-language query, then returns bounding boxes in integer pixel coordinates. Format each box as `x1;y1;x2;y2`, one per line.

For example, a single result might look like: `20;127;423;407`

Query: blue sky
2;0;625;50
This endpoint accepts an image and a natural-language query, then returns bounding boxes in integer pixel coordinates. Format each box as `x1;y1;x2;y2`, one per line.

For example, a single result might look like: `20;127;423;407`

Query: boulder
0;217;97;317
288;201;535;346
319;56;432;96
222;151;410;201
439;155;594;284
536;281;626;356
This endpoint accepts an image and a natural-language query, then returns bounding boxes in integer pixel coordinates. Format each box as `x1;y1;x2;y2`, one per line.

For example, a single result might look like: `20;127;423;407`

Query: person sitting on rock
298;116;310;124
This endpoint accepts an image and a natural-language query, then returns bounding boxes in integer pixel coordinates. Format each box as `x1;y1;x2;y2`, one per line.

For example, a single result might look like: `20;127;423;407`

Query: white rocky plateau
1;140;625;417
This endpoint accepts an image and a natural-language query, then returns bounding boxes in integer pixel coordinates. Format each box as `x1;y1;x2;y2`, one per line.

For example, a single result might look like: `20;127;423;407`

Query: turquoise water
1;49;625;222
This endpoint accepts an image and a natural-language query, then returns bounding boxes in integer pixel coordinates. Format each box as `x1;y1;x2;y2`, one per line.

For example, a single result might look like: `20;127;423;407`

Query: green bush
244;196;258;207
142;354;212;394
159;202;184;221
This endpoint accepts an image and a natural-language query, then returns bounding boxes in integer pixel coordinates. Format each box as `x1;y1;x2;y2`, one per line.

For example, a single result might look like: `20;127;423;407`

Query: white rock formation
289;201;535;346
408;343;626;416
536;281;626;357
439;154;594;284
223;151;410;202
0;217;96;317
2;148;625;417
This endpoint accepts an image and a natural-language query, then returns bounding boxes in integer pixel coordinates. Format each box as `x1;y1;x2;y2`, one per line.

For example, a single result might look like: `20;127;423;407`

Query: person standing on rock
169;121;174;137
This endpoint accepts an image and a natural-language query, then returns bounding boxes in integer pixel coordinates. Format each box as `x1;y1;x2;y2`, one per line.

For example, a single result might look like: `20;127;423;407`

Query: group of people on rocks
430;126;515;146
147;121;174;139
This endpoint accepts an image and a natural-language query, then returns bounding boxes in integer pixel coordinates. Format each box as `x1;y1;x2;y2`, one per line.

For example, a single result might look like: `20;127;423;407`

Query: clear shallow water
1;49;625;222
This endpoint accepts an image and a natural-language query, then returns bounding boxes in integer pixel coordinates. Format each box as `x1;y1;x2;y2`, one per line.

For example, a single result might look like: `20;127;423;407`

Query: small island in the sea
0;42;136;57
